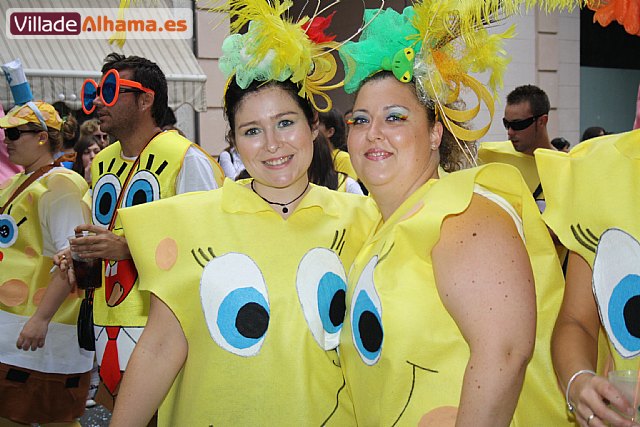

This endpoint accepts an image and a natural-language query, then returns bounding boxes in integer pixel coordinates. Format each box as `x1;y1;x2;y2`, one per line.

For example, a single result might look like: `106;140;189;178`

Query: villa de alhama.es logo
6;8;193;39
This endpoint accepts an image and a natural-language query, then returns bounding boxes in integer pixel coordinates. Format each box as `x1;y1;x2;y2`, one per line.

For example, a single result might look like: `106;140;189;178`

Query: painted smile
104;259;138;307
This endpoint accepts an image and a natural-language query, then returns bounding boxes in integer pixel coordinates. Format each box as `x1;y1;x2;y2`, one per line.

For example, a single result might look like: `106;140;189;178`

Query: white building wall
478;8;581;148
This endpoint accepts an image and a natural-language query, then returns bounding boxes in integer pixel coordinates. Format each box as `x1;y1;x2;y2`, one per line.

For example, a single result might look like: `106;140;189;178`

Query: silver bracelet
566;369;597;412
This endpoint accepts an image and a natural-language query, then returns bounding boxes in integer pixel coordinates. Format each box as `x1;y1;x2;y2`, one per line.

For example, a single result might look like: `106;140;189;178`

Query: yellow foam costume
119;178;379;425
0;168;92;373
340;163;570;426
478;141;541;196
537;129;640;370
333;149;358;181
90;130;223;394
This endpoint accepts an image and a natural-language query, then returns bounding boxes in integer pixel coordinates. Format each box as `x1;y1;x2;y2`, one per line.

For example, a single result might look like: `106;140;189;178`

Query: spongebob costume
339;163;569;426
478;141;542;198
90;130;223;395
119;179;379;425
0;167;93;422
537;129;640;371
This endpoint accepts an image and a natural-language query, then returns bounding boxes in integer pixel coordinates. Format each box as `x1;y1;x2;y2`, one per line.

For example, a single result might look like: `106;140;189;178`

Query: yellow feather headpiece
341;0;586;147
209;0;342;112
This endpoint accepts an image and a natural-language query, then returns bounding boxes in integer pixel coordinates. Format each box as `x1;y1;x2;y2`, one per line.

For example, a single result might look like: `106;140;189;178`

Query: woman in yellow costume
338;2;577;426
108;1;378;426
0;101;93;425
543;129;640;427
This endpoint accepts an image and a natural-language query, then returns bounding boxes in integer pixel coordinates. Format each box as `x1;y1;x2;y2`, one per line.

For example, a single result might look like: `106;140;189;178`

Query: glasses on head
502;114;544;131
81;69;155;115
4;128;42;141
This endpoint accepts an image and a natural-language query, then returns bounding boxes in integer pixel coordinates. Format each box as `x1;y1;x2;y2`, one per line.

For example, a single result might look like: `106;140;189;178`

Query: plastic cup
68;232;102;289
608;370;640;421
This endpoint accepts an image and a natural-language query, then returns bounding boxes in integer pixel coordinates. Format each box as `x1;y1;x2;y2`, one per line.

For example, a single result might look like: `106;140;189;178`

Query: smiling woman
337;4;570;427
107;1;379;426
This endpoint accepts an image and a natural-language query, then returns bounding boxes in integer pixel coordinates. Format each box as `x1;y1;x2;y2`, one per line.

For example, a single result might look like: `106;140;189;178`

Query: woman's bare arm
433;194;536;427
110;294;188;427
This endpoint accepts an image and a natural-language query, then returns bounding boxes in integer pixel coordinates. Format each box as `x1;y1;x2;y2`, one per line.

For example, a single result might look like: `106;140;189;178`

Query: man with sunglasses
479;85;553;211
479;85;568;270
66;53;224;408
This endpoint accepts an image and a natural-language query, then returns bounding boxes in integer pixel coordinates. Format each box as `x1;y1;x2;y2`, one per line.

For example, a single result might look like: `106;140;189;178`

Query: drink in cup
608;370;640;421
68;232;102;289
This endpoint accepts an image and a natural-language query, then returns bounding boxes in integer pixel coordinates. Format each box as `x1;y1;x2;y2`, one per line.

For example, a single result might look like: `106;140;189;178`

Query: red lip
364;148;392;161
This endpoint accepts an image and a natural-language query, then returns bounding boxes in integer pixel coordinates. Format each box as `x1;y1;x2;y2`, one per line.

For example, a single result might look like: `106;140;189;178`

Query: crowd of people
1;1;639;427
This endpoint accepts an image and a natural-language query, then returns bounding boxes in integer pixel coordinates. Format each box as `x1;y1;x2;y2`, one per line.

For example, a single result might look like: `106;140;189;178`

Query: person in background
72;135;101;186
551;136;571;152
0;100;23;181
79;118;110;149
310;132;363;194
56;114;79;168
65;52;224;410
581;126;607;142
540;128;640;427
218;144;245;180
109;3;377;424
0;101;92;425
479;85;553;208
318;108;358;181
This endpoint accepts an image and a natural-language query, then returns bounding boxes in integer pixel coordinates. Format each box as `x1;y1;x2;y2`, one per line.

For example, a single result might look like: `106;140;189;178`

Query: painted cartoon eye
296;248;347;350
200;253;270;357
122;170;160;207
350;256;383;365
0;214;18;248
92;174;121;226
593;228;640;358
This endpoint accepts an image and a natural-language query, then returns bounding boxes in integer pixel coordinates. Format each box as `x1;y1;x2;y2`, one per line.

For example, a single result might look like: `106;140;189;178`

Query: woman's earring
38;140;46;146
431;144;437;150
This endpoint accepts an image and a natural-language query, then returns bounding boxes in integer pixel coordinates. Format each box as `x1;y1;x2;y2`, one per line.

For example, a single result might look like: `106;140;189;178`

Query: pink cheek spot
0;279;29;306
155;238;178;271
0;251;3;262
0;179;11;190
32;287;46;306
26;194;34;205
24;246;37;258
418;406;458;427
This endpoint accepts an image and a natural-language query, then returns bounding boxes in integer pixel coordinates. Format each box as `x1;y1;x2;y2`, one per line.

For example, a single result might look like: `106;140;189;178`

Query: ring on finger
587;413;596;425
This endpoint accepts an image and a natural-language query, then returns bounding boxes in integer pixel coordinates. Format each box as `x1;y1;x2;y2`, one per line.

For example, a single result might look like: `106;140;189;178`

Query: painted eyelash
345;118;355;125
389;113;408;121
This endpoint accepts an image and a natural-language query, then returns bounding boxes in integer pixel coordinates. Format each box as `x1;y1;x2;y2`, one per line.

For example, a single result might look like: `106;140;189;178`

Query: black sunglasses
502;114;544;131
4;128;42;141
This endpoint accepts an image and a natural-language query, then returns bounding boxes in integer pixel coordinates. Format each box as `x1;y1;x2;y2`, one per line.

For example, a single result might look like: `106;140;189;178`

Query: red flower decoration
302;11;337;43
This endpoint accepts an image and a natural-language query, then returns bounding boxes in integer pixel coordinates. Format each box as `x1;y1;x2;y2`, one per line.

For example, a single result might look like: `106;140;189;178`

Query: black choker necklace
251;180;309;214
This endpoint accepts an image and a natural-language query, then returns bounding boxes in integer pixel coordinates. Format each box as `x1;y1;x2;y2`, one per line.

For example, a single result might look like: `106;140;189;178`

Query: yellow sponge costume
119;179;379;425
0;168;92;374
90;130;222;394
478;141;541;195
340;163;570;426
537;129;640;370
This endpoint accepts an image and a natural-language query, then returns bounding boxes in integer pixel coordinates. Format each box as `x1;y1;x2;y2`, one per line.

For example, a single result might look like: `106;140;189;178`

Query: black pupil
99;192;113;216
236;302;269;339
329;289;346;327
624;295;640;338
359;311;383;353
132;189;148;206
0;224;9;238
